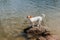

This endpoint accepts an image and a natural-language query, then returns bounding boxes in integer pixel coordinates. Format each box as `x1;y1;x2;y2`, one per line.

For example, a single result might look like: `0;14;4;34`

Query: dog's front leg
30;22;34;28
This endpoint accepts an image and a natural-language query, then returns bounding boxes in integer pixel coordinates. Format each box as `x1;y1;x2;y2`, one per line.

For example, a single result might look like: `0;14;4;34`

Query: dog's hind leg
38;21;42;27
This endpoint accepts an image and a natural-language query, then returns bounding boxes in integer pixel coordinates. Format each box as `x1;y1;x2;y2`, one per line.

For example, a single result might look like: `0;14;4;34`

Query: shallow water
0;0;60;36
0;0;60;18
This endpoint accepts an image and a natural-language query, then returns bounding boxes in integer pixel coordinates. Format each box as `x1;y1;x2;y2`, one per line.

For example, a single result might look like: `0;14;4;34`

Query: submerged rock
23;26;59;40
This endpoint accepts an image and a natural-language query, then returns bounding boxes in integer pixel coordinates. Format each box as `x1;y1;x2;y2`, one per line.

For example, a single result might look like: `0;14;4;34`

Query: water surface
0;0;60;36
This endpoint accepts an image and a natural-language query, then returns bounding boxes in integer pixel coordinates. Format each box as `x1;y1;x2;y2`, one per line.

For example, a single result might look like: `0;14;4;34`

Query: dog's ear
27;16;32;18
30;16;32;18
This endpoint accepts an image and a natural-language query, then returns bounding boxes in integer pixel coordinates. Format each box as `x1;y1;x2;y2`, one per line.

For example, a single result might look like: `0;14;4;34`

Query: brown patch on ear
27;16;32;18
30;16;32;18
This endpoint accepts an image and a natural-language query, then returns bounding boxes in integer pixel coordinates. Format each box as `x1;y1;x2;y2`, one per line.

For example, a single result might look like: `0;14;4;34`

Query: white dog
27;14;45;27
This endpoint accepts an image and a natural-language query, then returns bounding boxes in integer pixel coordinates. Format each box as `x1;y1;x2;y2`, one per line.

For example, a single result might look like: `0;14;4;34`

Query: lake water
0;0;60;35
0;0;60;18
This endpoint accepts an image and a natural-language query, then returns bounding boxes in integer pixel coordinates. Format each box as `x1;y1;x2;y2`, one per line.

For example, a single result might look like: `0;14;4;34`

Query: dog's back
29;16;42;22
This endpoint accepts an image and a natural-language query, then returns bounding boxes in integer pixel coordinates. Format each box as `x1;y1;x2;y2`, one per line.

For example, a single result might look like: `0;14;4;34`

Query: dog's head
27;16;32;18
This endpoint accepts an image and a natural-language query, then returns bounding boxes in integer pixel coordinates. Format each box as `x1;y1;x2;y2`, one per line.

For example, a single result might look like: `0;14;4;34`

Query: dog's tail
41;14;45;18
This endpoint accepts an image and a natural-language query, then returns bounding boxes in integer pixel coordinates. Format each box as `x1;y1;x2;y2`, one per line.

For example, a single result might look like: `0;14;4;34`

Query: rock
45;35;60;40
24;26;50;37
23;26;59;40
37;36;46;40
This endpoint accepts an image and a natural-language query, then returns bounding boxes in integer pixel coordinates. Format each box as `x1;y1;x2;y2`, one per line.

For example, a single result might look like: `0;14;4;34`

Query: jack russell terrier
27;14;45;27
